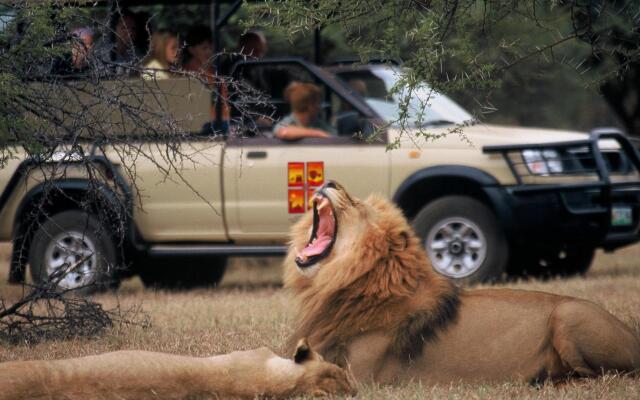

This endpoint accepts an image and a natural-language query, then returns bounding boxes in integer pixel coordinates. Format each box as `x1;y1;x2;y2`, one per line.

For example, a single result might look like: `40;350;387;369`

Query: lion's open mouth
295;192;337;269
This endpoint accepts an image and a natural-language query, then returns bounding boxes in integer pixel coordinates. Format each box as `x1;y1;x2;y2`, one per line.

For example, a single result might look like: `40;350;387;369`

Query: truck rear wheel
139;256;227;290
28;210;119;294
412;196;508;284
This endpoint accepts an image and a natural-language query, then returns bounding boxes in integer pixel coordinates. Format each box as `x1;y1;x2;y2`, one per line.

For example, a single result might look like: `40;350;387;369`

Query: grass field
1;244;640;399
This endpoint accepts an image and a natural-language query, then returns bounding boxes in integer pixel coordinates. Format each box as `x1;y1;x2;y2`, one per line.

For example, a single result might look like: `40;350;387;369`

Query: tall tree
248;0;640;135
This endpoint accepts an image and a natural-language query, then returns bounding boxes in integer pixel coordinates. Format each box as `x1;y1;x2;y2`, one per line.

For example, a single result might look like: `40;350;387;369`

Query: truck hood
396;124;589;149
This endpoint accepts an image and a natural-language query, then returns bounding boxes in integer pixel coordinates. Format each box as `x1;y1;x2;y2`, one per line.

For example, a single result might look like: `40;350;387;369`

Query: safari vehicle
1;1;640;291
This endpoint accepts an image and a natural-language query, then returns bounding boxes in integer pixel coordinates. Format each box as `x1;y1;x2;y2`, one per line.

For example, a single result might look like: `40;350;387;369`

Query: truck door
133;140;227;242
224;136;390;242
223;59;389;242
127;79;228;242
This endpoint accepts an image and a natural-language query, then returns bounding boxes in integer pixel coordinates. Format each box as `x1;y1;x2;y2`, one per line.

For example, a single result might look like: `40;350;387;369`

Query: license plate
612;206;633;226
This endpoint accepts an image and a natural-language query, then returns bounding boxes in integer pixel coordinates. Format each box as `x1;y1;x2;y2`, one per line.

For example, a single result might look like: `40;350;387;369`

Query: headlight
521;149;563;175
49;151;83;162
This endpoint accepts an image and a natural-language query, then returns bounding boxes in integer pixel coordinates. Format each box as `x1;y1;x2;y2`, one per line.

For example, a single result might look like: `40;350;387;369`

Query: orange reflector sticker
288;189;305;214
288;162;304;187
307;162;324;186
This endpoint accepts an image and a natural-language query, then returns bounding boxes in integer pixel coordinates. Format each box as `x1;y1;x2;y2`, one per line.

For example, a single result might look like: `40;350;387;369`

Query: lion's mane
284;193;460;364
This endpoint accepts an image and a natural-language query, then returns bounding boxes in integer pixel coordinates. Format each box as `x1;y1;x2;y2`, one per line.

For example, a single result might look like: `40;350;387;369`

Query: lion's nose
324;181;338;190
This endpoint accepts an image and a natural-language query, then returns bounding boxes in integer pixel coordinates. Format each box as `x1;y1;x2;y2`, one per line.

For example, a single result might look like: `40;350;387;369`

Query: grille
566;148;630;175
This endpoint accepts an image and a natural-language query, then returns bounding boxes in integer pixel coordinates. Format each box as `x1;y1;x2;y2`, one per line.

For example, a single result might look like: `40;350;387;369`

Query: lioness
286;181;640;384
0;339;357;399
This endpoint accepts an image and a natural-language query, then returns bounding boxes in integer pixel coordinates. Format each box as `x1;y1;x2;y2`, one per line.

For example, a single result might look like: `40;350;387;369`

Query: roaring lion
285;181;640;384
0;339;357;399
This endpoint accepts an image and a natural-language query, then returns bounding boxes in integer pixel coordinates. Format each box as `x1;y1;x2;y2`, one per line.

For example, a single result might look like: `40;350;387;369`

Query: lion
0;339;357;400
285;181;640;384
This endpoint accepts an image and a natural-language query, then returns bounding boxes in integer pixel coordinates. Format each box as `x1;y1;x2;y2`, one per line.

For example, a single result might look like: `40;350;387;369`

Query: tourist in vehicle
53;27;94;75
183;25;230;133
239;31;268;59
141;30;179;80
111;10;147;76
183;26;214;74
273;82;335;140
219;30;268;75
114;9;142;64
72;27;95;71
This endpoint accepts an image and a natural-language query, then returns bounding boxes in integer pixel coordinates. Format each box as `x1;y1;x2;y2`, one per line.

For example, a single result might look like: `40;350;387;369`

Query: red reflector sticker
288;189;305;214
307;161;324;186
288;162;305;187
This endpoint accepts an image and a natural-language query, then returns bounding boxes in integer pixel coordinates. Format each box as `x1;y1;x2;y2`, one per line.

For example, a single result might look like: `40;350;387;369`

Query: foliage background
239;0;630;134
162;1;621;133
1;1;622;139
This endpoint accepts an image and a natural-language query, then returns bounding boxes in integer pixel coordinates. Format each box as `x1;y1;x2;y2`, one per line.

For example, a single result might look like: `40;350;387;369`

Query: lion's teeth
317;198;330;211
296;249;307;260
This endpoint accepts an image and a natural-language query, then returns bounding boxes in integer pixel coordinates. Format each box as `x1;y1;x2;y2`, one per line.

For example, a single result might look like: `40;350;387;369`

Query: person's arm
274;125;331;140
317;120;337;136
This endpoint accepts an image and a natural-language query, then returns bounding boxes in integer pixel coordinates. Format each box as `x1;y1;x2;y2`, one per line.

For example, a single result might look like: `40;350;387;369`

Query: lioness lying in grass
0;339;357;399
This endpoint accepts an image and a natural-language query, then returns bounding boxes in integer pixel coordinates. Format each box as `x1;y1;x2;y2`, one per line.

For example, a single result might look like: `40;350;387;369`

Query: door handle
247;151;267;159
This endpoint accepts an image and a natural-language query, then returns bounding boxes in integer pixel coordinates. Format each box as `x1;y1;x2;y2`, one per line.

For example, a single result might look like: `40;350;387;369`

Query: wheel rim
43;231;98;290
425;217;487;279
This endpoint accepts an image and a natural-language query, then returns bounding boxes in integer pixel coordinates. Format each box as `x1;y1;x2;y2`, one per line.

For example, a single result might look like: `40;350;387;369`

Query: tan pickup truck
1;59;639;291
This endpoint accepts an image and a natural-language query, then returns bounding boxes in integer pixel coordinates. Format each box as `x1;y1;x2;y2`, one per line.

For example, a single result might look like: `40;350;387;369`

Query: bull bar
483;128;640;249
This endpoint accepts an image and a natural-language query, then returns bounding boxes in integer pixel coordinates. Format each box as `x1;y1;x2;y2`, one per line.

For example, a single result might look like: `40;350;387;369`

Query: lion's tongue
300;237;332;258
300;210;334;258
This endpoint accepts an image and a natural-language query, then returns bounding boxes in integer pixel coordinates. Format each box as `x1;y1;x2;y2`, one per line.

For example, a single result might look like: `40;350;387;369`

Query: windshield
335;66;473;127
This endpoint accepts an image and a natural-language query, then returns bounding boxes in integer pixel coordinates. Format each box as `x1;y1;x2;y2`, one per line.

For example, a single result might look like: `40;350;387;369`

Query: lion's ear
294;338;320;363
389;230;410;251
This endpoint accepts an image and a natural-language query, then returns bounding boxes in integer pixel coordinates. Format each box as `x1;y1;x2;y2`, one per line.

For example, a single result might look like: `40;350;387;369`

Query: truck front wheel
28;210;119;294
412;196;508;284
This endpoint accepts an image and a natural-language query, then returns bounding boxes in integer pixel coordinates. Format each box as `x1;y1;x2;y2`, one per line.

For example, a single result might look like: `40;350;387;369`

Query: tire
511;246;595;278
412;196;508;284
139;256;227;290
28;210;119;294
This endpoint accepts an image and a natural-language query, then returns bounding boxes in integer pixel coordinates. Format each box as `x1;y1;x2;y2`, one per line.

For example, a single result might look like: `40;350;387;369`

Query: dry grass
1;244;639;399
